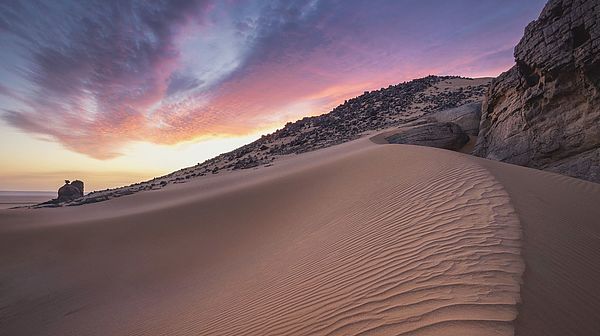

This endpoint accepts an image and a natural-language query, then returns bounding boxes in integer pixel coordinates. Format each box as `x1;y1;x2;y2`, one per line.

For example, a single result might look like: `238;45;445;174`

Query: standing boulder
71;180;84;195
57;180;84;203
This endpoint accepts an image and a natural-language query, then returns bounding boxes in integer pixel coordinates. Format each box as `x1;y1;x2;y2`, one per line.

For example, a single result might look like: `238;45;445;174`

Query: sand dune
478;158;600;336
1;137;599;335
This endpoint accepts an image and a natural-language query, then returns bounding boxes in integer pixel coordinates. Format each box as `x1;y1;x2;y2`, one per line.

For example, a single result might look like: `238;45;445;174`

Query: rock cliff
474;0;600;183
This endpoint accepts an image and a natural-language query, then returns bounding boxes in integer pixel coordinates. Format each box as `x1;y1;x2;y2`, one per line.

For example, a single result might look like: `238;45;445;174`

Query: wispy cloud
0;0;547;159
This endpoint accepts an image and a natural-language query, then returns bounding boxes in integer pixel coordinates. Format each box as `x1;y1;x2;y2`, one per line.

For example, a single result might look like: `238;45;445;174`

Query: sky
0;0;547;191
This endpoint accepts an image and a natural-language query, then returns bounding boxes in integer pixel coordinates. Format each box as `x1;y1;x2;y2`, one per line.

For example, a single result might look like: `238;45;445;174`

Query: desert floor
0;191;56;210
1;134;599;336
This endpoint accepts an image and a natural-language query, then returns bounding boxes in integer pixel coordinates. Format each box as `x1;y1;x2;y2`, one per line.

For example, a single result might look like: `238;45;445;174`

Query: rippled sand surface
1;137;599;336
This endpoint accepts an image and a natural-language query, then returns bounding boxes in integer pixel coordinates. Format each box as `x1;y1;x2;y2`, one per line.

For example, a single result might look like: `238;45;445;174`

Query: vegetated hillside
39;75;490;206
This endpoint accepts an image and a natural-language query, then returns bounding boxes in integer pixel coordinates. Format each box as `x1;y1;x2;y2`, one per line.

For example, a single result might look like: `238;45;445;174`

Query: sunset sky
0;0;547;191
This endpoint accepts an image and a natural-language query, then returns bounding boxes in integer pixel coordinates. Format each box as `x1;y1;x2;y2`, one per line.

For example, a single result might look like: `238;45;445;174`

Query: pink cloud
0;0;547;159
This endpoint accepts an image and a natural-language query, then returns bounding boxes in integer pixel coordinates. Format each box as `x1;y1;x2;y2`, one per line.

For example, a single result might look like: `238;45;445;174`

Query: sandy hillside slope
1;137;599;335
44;76;490;208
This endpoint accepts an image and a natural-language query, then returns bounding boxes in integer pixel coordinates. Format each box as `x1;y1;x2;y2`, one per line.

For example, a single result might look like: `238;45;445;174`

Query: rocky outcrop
57;180;84;203
431;102;482;136
385;122;470;151
474;0;600;183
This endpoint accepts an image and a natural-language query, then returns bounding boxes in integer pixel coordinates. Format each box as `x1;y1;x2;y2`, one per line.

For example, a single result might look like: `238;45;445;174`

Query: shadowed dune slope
477;158;600;336
1;139;598;335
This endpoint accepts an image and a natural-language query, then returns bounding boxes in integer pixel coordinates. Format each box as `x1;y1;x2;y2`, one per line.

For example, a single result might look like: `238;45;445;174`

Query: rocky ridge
474;0;600;183
36;76;489;207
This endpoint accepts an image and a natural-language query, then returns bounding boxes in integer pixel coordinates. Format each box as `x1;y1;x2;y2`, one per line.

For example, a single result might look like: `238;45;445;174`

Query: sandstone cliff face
474;0;600;183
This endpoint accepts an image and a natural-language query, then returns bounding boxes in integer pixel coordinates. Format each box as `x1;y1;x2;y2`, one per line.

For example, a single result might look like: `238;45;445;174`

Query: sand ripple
192;150;523;336
0;144;524;336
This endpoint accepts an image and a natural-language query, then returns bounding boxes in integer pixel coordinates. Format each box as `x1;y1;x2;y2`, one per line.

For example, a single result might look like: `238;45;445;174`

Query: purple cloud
0;0;547;159
0;0;212;158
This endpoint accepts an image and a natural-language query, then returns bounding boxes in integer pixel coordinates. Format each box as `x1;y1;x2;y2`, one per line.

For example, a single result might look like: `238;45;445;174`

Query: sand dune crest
1;143;525;335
